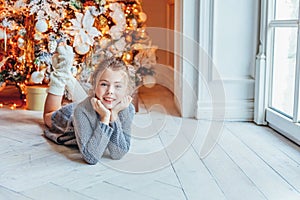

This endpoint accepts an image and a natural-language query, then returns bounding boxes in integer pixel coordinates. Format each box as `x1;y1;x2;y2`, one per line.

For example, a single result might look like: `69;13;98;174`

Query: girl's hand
91;97;111;125
110;95;132;122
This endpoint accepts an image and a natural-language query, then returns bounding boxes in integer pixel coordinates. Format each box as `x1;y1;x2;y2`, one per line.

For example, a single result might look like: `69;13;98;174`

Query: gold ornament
99;15;108;27
125;34;132;43
122;52;133;64
101;25;110;34
139;12;147;23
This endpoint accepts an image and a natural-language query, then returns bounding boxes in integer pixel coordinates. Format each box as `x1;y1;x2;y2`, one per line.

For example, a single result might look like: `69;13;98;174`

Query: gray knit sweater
73;97;135;164
44;97;135;165
74;98;135;164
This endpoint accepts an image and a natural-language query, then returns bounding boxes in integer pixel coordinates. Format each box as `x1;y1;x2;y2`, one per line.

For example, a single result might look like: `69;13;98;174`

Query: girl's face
95;68;128;109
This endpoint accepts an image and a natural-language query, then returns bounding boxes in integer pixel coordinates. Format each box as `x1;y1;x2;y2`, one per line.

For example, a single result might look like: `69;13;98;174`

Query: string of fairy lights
0;0;157;109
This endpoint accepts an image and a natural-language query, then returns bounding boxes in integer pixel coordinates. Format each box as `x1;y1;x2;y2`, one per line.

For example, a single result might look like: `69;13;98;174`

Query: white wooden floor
1;85;300;200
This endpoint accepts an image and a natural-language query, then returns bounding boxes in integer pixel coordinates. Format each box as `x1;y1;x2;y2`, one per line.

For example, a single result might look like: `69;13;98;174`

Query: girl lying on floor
43;43;135;165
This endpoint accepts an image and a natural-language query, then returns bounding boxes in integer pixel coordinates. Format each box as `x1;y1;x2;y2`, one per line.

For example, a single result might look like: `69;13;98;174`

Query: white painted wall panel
196;0;259;121
213;0;258;79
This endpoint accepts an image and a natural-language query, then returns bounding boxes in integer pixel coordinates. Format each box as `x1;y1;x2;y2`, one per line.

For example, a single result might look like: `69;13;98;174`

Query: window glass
275;0;299;20
271;27;297;118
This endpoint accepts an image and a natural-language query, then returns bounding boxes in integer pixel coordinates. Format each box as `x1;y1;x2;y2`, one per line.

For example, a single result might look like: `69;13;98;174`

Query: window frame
264;0;300;144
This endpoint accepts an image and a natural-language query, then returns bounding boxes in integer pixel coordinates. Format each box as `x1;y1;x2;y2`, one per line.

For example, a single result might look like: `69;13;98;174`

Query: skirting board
196;99;254;121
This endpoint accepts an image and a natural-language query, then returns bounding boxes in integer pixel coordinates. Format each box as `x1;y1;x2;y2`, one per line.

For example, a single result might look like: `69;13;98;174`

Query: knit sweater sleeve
73;98;114;165
108;103;135;159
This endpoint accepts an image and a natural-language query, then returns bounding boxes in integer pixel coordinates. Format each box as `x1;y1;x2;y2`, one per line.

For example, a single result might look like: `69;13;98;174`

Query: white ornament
75;44;90;55
14;0;27;9
17;37;25;49
35;19;48;33
109;25;124;40
143;75;156;88
30;71;45;84
114;37;126;52
48;40;57;53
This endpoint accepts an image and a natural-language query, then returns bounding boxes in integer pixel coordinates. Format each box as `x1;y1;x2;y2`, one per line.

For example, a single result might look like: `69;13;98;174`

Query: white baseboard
196;99;254;121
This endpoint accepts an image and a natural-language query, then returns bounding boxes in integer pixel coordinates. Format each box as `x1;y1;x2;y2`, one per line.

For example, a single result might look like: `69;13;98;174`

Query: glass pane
298;94;300;122
271;27;297;118
275;0;299;20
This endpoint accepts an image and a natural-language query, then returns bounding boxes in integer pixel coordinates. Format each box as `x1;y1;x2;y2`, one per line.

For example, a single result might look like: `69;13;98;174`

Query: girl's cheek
95;90;103;100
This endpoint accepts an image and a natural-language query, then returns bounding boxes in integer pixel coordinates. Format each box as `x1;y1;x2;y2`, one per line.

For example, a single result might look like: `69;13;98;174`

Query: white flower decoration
2;18;13;30
68;7;101;50
108;3;126;40
109;25;124;40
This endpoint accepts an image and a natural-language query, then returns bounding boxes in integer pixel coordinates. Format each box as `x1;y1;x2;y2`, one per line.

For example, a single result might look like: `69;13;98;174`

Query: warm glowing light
0;0;156;95
0;103;3;108
133;9;139;14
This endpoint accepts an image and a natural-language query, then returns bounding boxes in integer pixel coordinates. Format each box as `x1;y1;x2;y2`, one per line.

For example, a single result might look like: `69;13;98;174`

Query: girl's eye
115;85;122;89
100;82;108;87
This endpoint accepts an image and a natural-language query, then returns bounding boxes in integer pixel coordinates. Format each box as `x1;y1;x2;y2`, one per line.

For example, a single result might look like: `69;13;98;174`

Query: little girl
43;44;135;165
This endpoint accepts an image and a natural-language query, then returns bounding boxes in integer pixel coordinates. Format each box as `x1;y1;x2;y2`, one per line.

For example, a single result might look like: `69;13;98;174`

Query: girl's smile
101;96;116;106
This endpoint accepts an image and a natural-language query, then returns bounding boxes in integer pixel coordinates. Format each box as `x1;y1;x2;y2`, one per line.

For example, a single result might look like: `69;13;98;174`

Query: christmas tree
0;0;157;98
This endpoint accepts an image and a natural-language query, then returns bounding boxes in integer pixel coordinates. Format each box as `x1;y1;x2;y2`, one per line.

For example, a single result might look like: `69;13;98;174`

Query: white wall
213;0;258;79
209;0;259;120
175;0;259;120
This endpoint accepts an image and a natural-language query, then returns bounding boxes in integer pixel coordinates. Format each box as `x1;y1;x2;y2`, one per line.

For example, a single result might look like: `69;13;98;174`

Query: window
265;0;300;144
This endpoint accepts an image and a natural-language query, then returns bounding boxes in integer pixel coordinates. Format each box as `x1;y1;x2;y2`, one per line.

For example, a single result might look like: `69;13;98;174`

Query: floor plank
220;127;300;199
172;147;226;200
0;85;300;199
225;123;300;194
0;186;32;200
203;144;267;200
79;181;157;200
21;183;95;200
